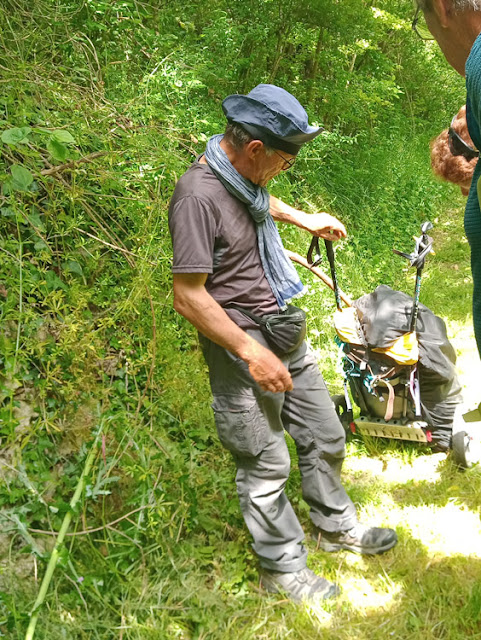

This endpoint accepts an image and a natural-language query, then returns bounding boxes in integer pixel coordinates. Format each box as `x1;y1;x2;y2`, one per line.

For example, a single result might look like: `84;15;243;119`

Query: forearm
172;273;293;393
269;195;310;229
173;284;260;362
269;195;346;239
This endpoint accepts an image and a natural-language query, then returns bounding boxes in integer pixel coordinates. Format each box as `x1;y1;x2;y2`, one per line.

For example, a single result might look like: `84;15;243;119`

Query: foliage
0;0;477;639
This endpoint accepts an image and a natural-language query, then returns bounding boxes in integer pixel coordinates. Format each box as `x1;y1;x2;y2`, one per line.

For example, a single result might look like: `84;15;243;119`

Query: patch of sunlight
167;621;192;639
339;552;366;568
391;503;481;557
447;317;481;409
59;609;76;623
303;600;333;627
337;575;402;613
344;453;446;485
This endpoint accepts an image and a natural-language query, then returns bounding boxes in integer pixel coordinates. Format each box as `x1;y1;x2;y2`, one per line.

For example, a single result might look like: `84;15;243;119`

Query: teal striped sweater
465;33;481;356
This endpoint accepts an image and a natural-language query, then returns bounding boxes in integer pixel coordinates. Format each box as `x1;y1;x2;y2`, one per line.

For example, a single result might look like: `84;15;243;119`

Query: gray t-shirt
168;160;279;328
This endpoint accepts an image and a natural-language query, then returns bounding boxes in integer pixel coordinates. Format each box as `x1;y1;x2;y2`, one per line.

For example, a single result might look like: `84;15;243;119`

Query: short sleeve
168;196;217;273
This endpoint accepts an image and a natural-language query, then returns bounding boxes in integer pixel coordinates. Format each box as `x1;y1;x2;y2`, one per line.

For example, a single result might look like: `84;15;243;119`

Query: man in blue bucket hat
169;84;397;602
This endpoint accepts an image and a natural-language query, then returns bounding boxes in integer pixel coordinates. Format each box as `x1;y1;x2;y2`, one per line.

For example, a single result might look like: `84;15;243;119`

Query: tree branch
286;249;352;306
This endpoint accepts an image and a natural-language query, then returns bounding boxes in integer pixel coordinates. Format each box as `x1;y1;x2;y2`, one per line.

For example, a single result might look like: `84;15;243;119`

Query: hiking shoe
314;523;397;555
260;567;340;602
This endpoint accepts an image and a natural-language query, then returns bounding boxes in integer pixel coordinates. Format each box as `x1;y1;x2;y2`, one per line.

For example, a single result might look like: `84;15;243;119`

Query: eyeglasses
412;6;434;40
448;115;479;160
272;148;296;170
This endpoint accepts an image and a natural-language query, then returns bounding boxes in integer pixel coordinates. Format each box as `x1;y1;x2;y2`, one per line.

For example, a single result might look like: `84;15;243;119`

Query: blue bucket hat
222;84;322;155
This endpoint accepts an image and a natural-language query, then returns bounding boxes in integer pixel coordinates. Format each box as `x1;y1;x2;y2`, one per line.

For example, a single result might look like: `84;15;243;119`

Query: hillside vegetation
1;1;479;639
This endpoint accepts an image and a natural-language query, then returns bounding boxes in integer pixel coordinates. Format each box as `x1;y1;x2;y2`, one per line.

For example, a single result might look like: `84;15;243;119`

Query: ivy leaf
1;127;31;145
10;165;34;191
47;138;68;162
51;129;76;144
44;270;68;291
34;239;49;252
28;211;46;232
62;260;84;277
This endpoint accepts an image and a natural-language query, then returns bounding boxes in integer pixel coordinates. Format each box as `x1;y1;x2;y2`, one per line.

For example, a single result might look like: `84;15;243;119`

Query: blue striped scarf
204;134;306;309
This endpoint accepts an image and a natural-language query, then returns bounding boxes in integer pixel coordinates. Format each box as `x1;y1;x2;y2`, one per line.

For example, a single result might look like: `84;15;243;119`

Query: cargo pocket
212;393;268;457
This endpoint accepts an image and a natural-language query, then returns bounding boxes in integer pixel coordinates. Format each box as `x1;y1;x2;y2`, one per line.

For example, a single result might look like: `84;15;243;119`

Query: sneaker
260;567;340;602
314;523;397;555
452;402;481;468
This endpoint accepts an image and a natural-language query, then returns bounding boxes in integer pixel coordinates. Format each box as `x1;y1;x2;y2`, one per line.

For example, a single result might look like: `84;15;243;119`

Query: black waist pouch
229;304;307;355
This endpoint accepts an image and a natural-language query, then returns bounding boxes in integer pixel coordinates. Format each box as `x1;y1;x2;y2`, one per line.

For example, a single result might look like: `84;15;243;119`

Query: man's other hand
240;340;293;393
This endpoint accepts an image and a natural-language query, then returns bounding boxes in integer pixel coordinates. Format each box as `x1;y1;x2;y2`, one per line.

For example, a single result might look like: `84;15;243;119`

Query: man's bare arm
269;195;347;240
173;272;293;393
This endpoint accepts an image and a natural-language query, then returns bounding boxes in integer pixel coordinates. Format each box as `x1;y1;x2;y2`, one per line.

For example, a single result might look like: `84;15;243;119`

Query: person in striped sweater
413;1;481;357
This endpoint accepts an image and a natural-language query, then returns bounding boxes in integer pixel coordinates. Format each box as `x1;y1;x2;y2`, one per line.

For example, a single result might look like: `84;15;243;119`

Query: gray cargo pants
200;330;358;573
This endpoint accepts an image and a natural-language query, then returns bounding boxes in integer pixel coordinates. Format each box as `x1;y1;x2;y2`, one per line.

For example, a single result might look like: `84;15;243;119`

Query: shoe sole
261;579;340;602
316;537;397;555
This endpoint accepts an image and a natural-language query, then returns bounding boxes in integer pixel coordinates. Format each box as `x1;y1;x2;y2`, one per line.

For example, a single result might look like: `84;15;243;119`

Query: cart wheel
331;394;350;435
452;430;478;469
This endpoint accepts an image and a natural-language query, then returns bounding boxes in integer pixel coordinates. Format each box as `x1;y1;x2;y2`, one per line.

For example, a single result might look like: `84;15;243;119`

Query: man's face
252;147;296;187
422;2;470;75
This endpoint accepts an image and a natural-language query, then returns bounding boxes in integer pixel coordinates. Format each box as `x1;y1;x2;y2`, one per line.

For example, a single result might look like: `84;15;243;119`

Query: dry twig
28;505;151;537
40;151;108;176
74;227;156;265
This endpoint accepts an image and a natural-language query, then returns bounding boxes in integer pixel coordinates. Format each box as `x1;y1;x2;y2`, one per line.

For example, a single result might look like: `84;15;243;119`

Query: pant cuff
311;514;358;533
258;551;308;574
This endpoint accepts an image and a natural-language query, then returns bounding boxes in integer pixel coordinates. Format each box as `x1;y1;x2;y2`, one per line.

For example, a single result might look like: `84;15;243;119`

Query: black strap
225;304;264;324
307;237;322;268
324;239;342;312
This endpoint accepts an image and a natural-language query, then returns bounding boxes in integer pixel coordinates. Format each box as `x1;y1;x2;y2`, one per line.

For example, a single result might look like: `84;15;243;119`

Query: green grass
8;449;481;640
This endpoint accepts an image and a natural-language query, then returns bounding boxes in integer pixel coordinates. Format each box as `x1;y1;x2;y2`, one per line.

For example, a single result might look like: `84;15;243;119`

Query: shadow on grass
157;525;481;640
388;459;481;512
304;527;481;640
340;433;481;512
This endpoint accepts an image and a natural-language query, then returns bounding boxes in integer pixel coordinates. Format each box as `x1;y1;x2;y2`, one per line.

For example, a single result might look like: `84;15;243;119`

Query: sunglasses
448;115;479;160
272;148;296;170
412;6;434;41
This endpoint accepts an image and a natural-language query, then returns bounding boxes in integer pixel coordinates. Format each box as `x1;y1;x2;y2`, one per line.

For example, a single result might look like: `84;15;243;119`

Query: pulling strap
375;378;395;421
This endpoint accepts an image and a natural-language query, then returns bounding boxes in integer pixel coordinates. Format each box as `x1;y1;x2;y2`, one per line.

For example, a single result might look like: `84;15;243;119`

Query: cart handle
286;248;353;307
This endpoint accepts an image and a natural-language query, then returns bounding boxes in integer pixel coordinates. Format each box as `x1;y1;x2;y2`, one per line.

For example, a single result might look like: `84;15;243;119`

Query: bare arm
269;195;347;240
173;272;293;393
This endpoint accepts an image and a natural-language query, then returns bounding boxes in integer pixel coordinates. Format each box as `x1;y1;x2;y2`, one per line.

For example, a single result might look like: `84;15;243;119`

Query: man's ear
431;0;452;28
244;139;264;160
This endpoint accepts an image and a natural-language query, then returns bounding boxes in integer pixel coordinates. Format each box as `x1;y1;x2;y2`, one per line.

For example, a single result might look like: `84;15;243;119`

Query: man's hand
240;340;293;393
269;196;346;240
300;212;347;240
